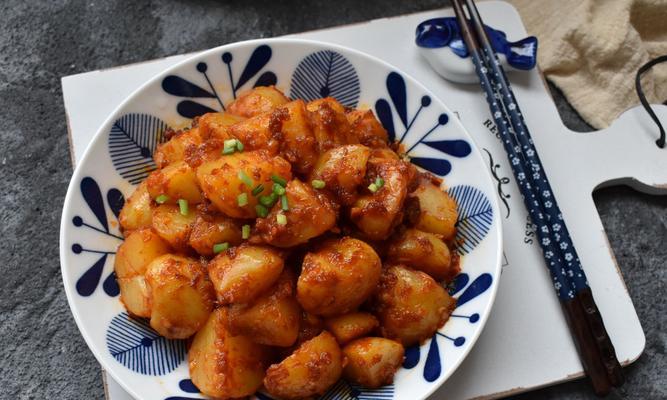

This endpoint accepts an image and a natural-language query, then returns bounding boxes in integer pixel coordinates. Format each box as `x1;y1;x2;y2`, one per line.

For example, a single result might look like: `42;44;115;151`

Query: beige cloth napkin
507;0;667;129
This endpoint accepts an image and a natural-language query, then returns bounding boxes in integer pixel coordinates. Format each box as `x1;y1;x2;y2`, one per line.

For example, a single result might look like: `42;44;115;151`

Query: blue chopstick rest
415;17;537;83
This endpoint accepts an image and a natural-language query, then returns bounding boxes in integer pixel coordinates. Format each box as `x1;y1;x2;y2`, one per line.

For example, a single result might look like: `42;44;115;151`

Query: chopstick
449;0;624;394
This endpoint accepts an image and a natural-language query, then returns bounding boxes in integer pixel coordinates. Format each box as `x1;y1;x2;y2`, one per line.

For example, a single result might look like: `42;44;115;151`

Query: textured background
0;0;664;399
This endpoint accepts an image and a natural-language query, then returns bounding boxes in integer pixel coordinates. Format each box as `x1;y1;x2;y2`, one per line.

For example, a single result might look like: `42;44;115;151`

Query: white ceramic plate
60;38;502;400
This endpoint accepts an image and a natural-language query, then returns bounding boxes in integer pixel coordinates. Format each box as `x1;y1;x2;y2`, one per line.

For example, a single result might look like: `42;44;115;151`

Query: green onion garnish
311;179;326;189
236;140;244;152
222;139;238;155
276;213;287;225
375;177;385;188
242;224;250;239
271;175;287;187
273;183;286;196
259;193;278;207
238;170;254;187
368;183;379;193
178;199;189;215
155;194;169;204
251;184;264;197
213;242;229;254
222;147;235;155
237;193;248;207
255;204;268;218
281;195;289;211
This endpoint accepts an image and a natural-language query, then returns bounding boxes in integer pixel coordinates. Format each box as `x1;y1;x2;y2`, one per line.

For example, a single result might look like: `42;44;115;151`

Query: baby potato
114;229;171;317
256;179;336;248
228;112;279;154
145;254;215;339
264;331;343;400
118;181;153;234
349;159;414;240
153;128;203;168
310;144;371;205
346;109;390;148
188;213;242;256
275;100;319;175
197;111;245;140
228;269;300;347
307;97;359;151
372;265;456;346
343;337;405;388
207;244;284;304
196;150;292;218
411;179;458;241
228;86;290;118
189;308;269;399
297;237;381;317
325;312;379;345
146;161;204;205
151;204;197;252
387;228;457;282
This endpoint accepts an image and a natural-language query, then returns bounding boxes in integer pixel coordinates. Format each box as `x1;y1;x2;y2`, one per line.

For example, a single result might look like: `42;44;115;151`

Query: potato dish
114;86;461;399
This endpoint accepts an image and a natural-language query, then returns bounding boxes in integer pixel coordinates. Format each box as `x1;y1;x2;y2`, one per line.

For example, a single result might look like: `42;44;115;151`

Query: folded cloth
507;0;667;129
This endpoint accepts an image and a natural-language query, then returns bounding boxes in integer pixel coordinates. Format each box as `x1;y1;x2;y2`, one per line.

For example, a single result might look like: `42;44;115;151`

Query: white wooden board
63;1;665;399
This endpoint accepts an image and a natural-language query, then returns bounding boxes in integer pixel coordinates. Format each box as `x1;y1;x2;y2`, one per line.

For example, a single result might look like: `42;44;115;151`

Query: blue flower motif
374;72;471;176
72;177;122;298
162;45;277;119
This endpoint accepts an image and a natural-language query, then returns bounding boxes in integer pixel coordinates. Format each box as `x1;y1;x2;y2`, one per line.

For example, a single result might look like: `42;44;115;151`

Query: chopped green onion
238;170;254;187
178;199;189;215
242;224;251;239
155;194;169;204
311;179;326;189
259;193;278;207
276;213;287;225
237;193;248;207
368;183;379;193
273;183;286;196
235;140;244;152
251;184;264;197
213;242;229;254
222;146;235;155
271;175;288;187
281;195;289;211
375;177;385;188
255;204;269;218
222;139;238;155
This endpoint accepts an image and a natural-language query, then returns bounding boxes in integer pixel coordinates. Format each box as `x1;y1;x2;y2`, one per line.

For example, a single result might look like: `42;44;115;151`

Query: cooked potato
275;100;319;175
189;308;269;399
264;331;343;399
372;265;456;346
150;204;197;252
228;86;290;118
346;109;389;148
307;97;358;151
297;237;381;317
114;229;171;317
411;179;458;241
118;181;153;234
188;212;242;256
197;111;245;140
387;228;457;282
343;337;405;388
146;161;204;205
196;150;291;218
153;128;203;168
297;311;324;344
350;159;415;240
325;312;379;345
227;112;279;154
228;269;300;347
145;254;214;338
310;144;371;205
256;179;336;248
207;244;284;304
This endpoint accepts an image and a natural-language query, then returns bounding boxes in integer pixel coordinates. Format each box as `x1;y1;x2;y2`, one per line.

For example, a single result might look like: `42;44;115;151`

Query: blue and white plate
60;39;503;400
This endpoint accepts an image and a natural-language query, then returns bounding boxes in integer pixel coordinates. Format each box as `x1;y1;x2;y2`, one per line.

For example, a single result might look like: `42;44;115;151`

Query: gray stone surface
0;0;663;399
